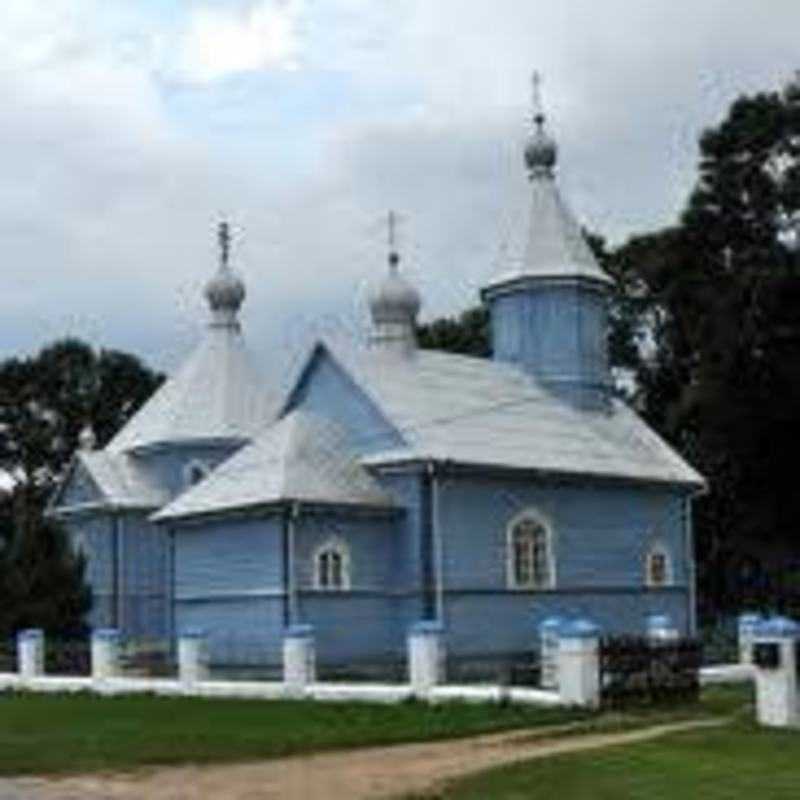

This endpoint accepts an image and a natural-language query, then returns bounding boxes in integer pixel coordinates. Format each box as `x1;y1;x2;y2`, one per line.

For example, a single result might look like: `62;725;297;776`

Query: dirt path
3;718;726;800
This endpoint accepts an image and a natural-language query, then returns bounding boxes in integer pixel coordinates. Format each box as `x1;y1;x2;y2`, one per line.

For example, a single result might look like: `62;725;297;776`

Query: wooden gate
599;636;702;708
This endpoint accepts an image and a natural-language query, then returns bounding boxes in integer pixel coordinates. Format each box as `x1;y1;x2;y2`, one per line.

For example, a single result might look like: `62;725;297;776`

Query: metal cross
218;221;231;268
388;210;397;252
531;70;545;128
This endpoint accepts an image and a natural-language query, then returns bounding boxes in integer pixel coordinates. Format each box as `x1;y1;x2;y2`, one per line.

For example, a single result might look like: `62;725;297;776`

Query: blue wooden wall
488;283;609;407
435;474;692;654
134;441;243;499
173;514;285;664
285;347;404;455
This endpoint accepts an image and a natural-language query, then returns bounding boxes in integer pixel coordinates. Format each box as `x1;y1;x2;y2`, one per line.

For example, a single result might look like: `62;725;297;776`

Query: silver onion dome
205;268;246;313
525;71;557;179
205;221;246;327
369;252;421;326
525;114;558;177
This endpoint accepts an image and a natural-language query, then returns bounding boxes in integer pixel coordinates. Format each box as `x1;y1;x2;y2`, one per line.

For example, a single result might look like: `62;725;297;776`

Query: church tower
481;75;614;410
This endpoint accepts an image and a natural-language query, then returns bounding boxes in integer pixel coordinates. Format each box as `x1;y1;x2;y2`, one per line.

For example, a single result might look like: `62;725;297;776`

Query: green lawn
0;691;588;776
419;690;800;800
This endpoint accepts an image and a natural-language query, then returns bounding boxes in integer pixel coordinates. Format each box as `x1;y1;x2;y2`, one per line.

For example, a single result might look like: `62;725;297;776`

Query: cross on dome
205;220;246;329
525;71;558;179
368;210;421;354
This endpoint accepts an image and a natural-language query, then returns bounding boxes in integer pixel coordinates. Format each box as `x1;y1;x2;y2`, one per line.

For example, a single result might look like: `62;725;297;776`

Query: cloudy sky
1;0;798;381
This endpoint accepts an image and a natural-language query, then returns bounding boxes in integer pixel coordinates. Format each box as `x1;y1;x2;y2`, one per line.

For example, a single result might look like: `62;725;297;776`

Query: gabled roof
153;409;396;522
304;341;704;489
107;328;278;454
50;450;169;513
484;176;613;292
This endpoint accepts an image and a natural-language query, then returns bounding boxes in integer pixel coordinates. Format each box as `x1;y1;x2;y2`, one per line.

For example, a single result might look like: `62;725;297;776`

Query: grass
414;686;800;800
0;691;589;776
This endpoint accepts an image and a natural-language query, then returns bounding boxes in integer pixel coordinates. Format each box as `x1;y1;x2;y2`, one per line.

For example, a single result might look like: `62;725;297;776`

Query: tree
417;306;491;358
0;500;91;640
0;339;164;486
613;76;800;617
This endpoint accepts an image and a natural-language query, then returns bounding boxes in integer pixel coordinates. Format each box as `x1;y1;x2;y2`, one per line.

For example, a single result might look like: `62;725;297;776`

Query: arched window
314;539;351;591
645;543;672;588
507;512;554;590
183;460;208;488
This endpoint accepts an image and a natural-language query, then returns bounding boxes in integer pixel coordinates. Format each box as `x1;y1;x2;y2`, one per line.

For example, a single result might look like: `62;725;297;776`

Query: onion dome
525;72;558;179
368;212;422;354
205;221;246;328
369;252;421;326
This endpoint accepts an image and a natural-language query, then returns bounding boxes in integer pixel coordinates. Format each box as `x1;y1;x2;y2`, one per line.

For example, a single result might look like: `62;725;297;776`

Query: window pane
514;538;530;585
318;552;329;588
649;553;666;585
331;552;342;588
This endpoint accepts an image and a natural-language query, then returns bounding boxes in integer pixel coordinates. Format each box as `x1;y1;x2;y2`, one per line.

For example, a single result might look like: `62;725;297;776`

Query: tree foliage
0;338;164;489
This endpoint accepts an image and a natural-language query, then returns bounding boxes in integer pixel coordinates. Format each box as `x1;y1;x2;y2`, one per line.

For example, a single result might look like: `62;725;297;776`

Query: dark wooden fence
599;636;702;708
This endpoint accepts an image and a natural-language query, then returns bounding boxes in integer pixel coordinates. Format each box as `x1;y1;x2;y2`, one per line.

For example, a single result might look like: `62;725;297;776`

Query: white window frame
183;460;209;488
313;538;351;591
506;510;555;590
645;542;673;588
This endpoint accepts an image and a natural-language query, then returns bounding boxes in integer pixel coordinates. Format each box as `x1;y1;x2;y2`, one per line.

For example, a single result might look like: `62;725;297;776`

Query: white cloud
174;1;305;83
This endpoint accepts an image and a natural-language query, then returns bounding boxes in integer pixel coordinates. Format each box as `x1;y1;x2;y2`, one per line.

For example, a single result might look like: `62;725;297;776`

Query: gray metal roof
107;327;278;454
485;175;613;292
58;450;169;511
324;342;704;488
153;409;396;522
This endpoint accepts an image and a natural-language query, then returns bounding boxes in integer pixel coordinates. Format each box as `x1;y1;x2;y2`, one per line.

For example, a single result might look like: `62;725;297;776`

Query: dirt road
0;718;724;800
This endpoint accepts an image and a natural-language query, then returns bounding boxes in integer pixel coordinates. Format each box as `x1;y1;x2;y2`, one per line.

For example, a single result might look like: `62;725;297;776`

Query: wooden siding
286;348;403;455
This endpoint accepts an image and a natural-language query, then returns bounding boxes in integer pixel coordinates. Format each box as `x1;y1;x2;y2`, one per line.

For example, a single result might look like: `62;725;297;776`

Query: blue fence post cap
738;613;761;629
559;619;600;639
179;628;208;639
409;620;445;635
16;629;43;641
755;616;800;638
539;616;563;632
92;628;120;640
285;624;315;638
646;614;673;629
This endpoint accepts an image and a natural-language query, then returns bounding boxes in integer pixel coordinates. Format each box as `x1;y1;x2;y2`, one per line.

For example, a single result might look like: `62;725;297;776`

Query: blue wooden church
50;87;704;669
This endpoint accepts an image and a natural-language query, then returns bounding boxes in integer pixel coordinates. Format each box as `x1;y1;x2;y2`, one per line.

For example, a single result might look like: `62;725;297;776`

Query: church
50;85;704;670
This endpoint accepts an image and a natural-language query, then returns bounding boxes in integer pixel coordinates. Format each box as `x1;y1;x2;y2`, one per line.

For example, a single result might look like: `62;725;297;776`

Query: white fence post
646;613;679;643
178;629;210;684
91;629;121;681
17;629;44;681
539;616;562;690
408;621;445;695
283;624;315;694
752;616;800;728
738;613;761;664
558;619;600;709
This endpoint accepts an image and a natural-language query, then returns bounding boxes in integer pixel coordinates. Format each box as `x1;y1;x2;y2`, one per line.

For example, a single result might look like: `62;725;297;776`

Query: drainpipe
428;462;445;624
168;530;176;648
686;486;707;637
287;501;300;625
116;515;125;634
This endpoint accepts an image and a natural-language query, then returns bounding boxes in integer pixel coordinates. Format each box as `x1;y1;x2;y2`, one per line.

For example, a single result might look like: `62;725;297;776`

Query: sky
1;0;799;382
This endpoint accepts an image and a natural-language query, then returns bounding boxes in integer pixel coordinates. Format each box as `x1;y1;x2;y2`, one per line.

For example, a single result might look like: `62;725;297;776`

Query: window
314;539;350;591
645;544;672;588
184;460;208;488
508;512;554;589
